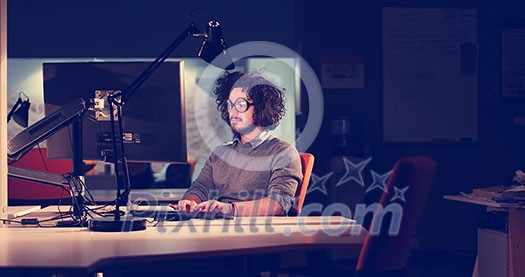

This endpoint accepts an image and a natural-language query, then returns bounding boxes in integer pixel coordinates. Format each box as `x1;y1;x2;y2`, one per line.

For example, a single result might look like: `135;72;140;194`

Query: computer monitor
42;61;188;190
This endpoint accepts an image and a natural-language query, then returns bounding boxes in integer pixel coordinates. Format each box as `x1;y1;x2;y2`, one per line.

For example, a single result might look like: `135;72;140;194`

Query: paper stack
502;185;525;199
471;186;506;199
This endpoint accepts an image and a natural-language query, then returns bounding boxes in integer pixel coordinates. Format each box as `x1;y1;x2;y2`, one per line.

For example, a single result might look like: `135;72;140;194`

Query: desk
444;195;525;277
444;194;517;208
0;208;366;275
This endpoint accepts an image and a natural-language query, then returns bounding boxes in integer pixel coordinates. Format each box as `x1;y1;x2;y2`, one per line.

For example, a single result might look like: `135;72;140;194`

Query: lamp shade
12;99;30;127
198;19;235;70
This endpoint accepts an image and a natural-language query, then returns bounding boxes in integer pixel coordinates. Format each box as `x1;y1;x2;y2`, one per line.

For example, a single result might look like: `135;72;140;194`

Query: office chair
152;158;197;189
274;156;436;277
289;153;315;216
8;148;73;205
188;157;196;178
353;156;437;276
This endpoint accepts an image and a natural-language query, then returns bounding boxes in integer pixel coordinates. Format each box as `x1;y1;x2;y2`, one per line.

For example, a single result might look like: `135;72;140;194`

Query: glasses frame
227;97;254;113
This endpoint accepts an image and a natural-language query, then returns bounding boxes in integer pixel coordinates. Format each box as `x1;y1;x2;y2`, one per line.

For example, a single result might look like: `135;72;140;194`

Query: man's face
228;87;256;135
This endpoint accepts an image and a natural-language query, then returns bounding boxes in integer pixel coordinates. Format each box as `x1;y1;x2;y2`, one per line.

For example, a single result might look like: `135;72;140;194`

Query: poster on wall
382;8;478;143
321;56;364;89
502;24;525;98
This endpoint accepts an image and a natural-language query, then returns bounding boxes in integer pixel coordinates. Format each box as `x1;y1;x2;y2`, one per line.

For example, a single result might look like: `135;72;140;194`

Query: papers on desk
450;194;516;208
502;185;525;199
509;170;525;198
512;169;525;184
505;185;525;193
471;185;525;199
460;192;492;201
471;186;508;198
459;184;525;207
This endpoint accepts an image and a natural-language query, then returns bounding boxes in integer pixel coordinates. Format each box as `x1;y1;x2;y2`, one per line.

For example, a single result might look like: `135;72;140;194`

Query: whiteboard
383;8;478;142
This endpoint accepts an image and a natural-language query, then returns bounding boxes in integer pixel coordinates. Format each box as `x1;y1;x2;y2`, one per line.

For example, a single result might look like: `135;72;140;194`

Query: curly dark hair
214;71;286;130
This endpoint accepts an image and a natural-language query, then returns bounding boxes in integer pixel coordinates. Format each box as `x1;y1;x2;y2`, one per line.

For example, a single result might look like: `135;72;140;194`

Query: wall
301;0;525;252
8;0;297;57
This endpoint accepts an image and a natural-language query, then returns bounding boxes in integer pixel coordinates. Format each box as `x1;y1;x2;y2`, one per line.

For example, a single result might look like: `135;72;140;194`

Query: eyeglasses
227;98;254;113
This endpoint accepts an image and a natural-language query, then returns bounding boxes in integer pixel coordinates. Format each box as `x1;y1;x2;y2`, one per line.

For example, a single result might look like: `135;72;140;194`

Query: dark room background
8;0;525;254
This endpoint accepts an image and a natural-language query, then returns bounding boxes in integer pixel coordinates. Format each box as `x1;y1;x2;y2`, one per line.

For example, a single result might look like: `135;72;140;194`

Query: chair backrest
8;148;72;201
188;158;196;178
356;156;436;272
294;153;315;215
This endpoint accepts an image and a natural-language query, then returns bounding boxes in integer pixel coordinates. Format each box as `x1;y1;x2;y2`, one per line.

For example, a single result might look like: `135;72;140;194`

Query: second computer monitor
43;61;187;171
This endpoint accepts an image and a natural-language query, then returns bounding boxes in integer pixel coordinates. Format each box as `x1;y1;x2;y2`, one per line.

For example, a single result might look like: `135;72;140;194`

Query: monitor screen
42;61;188;189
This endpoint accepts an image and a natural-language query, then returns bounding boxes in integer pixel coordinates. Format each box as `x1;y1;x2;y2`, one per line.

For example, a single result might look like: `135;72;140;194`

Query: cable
153;218;165;227
2;212;71;227
39;213;71;223
8;169;116;229
74;175;106;222
66;125;74;159
36;144;49;172
35;213;73;227
76;175;96;205
37;213;75;228
52;174;85;227
72;176;89;225
84;206;109;218
89;204;112;211
57;182;66;218
18;168;128;228
59;171;113;225
0;218;23;224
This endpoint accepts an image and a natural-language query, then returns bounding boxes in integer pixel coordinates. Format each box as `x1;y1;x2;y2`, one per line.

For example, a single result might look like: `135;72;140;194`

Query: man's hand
174;199;198;212
195;200;232;214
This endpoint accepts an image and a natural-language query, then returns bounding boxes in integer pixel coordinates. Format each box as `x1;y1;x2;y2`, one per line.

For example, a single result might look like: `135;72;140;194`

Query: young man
175;71;303;216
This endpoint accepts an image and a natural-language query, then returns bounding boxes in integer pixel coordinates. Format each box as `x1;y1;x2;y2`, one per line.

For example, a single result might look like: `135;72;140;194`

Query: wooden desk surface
0;211;365;273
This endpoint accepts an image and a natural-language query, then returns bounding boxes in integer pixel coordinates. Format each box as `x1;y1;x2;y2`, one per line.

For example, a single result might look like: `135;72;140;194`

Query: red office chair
286;153;315;216
294;153;315;215
351;156;436;276
275;156;436;277
8;148;72;205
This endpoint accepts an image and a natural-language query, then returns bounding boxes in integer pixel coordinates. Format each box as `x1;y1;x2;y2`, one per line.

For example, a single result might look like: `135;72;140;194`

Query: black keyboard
130;208;233;221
